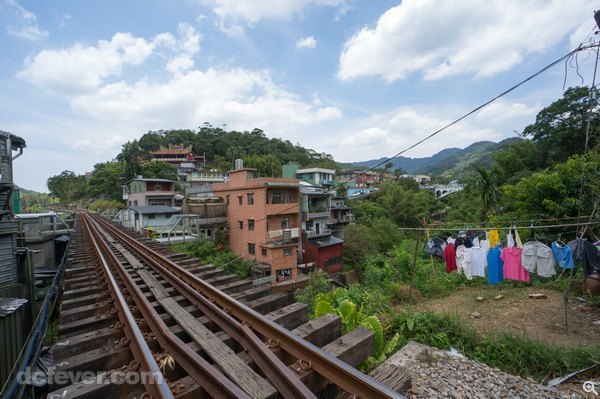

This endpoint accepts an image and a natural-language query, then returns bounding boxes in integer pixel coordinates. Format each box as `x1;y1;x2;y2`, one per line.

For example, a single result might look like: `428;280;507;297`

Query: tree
88;161;126;202
342;224;378;270
502;152;600;225
243;154;282;177
384;161;394;173
522;86;599;166
138;161;178;181
46;171;88;203
376;182;437;227
473;167;500;222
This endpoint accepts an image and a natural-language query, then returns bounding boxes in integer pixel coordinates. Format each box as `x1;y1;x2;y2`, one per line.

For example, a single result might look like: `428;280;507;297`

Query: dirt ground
416;286;600;348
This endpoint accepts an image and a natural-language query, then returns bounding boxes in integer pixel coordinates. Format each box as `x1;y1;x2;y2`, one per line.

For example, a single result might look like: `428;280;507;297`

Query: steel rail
82;213;251;399
80;215;173;399
89;213;405;398
100;222;316;399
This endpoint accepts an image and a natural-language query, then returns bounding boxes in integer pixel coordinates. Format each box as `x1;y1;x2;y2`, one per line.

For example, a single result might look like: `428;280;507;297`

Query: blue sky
0;0;597;192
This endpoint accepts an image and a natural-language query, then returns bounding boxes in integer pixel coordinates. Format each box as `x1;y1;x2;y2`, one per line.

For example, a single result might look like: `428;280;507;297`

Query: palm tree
474;167;500;222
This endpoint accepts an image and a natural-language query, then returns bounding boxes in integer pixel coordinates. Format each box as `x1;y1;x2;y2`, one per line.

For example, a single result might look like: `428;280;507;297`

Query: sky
1;0;598;192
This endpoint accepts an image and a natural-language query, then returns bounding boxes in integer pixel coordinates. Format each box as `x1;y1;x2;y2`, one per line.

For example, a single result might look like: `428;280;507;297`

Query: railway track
47;212;404;398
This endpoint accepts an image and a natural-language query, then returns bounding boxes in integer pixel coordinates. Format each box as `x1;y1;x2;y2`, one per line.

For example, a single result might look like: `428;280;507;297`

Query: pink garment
501;247;530;283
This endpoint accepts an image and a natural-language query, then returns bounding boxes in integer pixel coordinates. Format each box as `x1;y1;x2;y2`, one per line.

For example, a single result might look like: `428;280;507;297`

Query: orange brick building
211;168;301;283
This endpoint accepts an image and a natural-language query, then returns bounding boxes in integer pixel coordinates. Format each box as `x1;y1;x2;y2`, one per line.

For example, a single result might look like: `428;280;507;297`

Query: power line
219;42;600;238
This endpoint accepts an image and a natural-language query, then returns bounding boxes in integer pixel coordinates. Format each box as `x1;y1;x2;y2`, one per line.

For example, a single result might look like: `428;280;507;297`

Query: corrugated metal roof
0;298;28;318
307;236;344;248
128;205;180;214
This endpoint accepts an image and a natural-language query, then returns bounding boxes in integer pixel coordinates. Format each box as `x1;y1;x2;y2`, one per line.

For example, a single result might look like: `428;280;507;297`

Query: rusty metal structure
48;212;404;398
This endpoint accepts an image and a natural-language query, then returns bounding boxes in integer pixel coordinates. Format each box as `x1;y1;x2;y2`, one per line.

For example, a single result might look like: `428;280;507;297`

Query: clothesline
397;220;600;231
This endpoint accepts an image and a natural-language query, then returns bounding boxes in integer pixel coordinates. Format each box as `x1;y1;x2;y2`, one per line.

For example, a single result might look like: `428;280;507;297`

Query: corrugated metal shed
0;297;28;389
0;222;19;289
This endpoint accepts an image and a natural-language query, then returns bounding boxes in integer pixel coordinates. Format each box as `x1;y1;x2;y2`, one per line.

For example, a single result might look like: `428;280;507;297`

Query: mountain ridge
348;137;522;177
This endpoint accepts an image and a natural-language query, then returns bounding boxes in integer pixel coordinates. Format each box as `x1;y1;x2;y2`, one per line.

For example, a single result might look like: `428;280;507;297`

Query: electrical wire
218;42;600;241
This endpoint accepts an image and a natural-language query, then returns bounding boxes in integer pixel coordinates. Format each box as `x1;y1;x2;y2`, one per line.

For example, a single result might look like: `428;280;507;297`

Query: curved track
48;212;404;398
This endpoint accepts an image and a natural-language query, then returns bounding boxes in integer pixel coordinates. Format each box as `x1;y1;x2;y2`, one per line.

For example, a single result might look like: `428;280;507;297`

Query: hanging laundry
424;237;446;257
468;245;487;279
551;241;574;269
455;244;471;278
501;246;530;283
514;229;523;248
568;238;600;276
522;241;556;277
479;239;490;251
487;244;504;284
507;233;515;248
489;229;500;247
443;241;457;273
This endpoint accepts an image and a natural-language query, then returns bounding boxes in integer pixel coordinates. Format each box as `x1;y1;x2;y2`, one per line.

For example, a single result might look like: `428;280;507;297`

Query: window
133;200;138;206
248;219;255;231
238;196;243;205
271;193;284;204
247;193;254;205
286;193;293;203
261;248;267;256
281;217;289;229
155;184;162;191
239;221;244;229
248;243;255;254
148;214;155;219
283;248;292;256
226;195;230;205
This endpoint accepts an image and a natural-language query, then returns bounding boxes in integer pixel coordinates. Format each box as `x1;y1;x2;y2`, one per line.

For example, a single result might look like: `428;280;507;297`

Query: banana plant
314;295;384;357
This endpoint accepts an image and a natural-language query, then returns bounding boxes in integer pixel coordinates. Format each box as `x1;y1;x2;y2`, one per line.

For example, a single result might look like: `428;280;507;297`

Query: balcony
307;210;330;220
306;228;331;239
268;227;300;240
266;203;300;215
326;214;355;224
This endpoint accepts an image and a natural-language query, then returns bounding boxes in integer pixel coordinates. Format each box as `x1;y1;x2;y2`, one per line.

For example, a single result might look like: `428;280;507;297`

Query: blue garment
552;241;574;269
487;244;504;284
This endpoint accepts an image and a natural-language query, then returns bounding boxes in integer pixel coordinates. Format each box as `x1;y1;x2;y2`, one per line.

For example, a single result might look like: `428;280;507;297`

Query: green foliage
139;161;178;181
361;315;384;355
342;224;378;270
385;311;600;382
313;291;385;356
522;86;599;167
296;270;330;315
243;154;282;177
87;161;126;201
473;167;500;221
502;153;600;225
20;191;53;213
172;238;252;278
375;182;438;227
89;199;124;212
46;170;88;203
117;126;338;179
492;139;544;185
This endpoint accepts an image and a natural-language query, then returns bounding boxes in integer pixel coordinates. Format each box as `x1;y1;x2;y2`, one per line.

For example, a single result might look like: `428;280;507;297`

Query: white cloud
204;0;348;34
296;36;317;49
69;68;341;132
476;100;540;125
330;102;536;162
5;0;48;41
339;0;590;82
18;23;200;95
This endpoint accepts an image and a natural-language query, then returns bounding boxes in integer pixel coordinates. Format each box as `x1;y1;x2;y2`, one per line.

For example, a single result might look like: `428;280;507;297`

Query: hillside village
2;2;600;398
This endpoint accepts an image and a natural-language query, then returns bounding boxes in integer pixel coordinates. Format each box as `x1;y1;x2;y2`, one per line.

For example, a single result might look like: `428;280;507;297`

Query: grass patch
386;310;600;382
171;239;254;279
